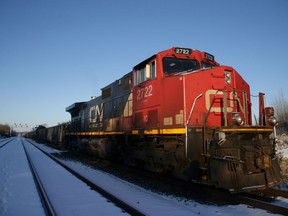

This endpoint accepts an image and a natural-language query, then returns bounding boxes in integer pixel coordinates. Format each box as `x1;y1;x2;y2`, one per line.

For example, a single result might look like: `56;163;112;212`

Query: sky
0;0;288;131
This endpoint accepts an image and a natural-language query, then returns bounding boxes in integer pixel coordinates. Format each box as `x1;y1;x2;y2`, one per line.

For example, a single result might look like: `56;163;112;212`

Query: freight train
32;47;282;193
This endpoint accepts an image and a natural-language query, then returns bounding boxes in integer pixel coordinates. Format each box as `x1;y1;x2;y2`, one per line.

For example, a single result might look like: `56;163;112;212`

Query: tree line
0;124;16;137
273;90;288;133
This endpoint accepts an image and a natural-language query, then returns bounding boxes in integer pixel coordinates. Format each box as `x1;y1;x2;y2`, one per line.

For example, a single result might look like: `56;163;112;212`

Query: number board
174;47;192;55
204;52;215;61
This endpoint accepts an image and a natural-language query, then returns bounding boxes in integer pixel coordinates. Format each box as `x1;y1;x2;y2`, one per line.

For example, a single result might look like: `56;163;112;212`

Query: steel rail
0;138;14;149
262;188;288;199
237;193;288;215
21;139;56;216
25;138;146;216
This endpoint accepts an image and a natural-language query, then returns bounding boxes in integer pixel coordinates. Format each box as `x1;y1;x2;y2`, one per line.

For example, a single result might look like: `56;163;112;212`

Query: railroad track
21;139;55;215
238;189;288;215
22;138;146;216
257;187;288;198
0;138;13;148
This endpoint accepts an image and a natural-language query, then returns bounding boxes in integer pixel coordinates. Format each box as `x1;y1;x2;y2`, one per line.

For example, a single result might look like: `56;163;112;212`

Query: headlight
225;71;231;85
232;113;243;125
268;116;278;126
265;107;278;126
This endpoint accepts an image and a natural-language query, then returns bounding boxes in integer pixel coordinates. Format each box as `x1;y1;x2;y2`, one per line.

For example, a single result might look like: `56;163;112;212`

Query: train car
32;124;67;146
65;47;281;193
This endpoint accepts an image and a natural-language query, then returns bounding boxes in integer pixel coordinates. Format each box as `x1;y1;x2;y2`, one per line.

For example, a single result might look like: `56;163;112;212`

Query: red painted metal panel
132;47;251;130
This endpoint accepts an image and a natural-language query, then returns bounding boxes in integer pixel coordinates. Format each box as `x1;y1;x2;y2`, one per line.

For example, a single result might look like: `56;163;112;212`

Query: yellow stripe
65;127;273;136
161;128;186;134
89;131;123;135
66;131;123;136
220;128;273;133
132;128;186;135
67;128;186;136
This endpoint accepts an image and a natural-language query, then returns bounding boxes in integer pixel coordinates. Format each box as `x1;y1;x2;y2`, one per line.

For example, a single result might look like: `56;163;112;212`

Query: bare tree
0;124;16;136
272;89;288;132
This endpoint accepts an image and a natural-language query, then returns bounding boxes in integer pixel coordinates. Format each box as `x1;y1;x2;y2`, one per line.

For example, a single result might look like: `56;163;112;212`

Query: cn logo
205;90;234;113
90;103;104;123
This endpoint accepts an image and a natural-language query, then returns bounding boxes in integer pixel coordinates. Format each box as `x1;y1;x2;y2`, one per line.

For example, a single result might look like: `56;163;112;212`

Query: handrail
186;93;203;126
185;93;203;159
204;89;248;126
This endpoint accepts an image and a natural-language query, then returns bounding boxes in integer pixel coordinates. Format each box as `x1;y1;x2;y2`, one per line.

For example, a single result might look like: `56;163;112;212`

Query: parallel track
0;138;13;149
21;139;56;216
25;139;146;216
258;187;288;198
238;190;288;215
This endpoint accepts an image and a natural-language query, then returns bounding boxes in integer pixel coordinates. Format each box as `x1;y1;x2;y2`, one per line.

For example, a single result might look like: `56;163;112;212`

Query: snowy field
0;136;287;215
277;133;288;185
277;133;288;159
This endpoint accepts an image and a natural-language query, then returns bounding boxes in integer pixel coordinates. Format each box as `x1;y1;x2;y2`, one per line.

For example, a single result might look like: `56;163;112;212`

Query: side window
134;61;156;85
123;76;131;90
140;68;145;82
151;61;156;79
134;70;138;86
102;87;111;99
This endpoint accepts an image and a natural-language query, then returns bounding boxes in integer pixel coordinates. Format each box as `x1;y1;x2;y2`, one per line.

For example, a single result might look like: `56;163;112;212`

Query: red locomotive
43;47;282;192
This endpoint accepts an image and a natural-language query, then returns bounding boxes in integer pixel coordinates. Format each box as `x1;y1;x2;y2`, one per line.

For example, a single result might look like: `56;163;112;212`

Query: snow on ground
277;133;288;159
277;133;288;183
0;138;45;215
22;138;129;216
0;137;129;216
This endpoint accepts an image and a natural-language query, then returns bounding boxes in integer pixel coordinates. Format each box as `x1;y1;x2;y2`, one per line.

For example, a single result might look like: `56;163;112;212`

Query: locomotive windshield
202;61;218;69
163;57;200;74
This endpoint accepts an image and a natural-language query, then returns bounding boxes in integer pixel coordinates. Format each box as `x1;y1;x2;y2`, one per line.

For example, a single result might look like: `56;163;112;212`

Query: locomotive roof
66;102;87;112
133;54;156;70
